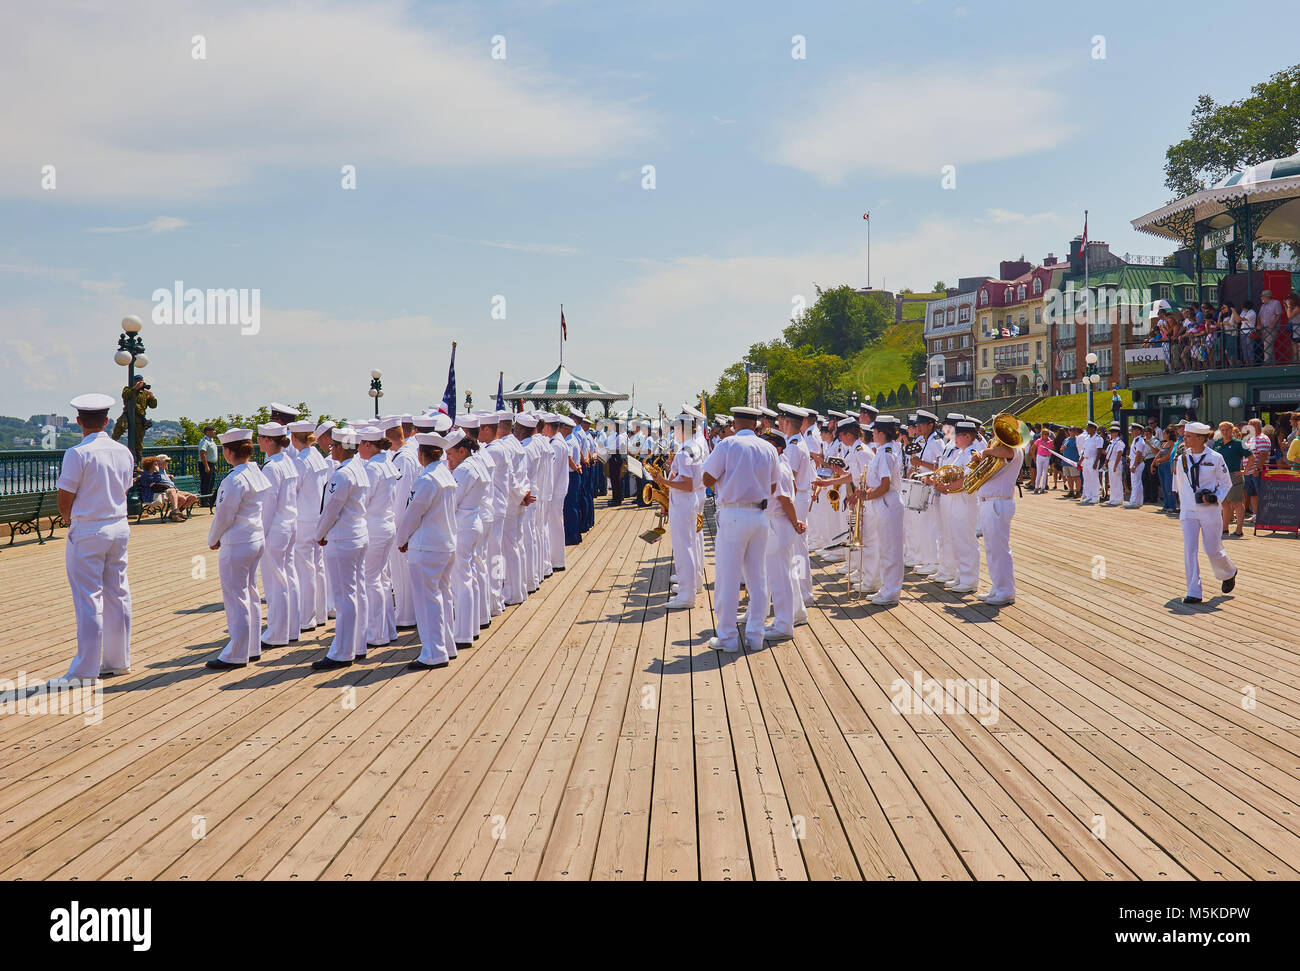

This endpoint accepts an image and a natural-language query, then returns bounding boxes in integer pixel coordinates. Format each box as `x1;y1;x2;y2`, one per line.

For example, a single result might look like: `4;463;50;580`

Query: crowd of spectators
1143;290;1300;371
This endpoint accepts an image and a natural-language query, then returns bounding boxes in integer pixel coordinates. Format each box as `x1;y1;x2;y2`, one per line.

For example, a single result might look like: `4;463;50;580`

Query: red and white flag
561;306;567;341
863;212;870;221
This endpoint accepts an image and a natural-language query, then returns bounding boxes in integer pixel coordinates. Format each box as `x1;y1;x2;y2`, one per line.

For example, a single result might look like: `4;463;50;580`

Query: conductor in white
1173;422;1238;604
701;406;780;653
56;393;136;680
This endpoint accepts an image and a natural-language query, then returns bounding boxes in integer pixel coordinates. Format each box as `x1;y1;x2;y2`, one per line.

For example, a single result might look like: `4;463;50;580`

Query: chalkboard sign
1254;470;1300;534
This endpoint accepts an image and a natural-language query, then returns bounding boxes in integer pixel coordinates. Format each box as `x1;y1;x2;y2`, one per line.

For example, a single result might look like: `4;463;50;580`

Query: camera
1194;489;1218;505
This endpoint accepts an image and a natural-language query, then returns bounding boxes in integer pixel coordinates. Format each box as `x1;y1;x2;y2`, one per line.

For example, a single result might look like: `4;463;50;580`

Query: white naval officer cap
859;402;879;415
944;412;965;424
760;407;778;419
874;414;900;428
836;418;860;432
443;427;467;449
906;413;919;425
776;402;809;419
219;428;253;444
558;414;576;427
287;420;316;434
70;392;115;413
954;420;979;434
332;428;360;448
413;432;449;448
730;406;762;418
682;403;707;421
825;410;848;420
915;410;938;423
256;422;288;437
268;401;298;418
357;425;386;441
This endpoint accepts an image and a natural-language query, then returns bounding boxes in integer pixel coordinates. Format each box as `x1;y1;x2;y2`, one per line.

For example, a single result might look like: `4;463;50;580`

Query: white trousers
453;519;483;644
503;511;528;603
260;527;297;645
669;501;700;604
550;487;567;569
1082;463;1101;501
64;520;132;679
793;491;812;601
409;549;456;665
935;494;958;581
488;515;506;614
763;517;800;633
294;525;326;629
693;492;705;582
1106;462;1124;504
945;493;980;588
390;531;415;628
917;499;940;570
1180;506;1236;599
873;494;904;601
978;499;1016;601
1034;454;1049;489
903;503;921;566
364;532;396;646
713;506;768;650
474;516;492;626
324;544;367;662
218;539;263;664
1129;463;1145;506
538;498;553;576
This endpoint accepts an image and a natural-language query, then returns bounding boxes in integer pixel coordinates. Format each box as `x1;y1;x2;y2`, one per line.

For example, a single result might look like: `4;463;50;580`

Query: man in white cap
396;431;458;669
477;411;510;616
313;428;370;669
1079;420;1104;505
701;406;780;652
559;414;584;547
922;413;963;585
358;425;400;651
1125;421;1149;509
651;413;703;609
549;414;577;566
776;403;814;606
970;422;1025;606
1103;423;1125;506
1173;421;1238;604
931;419;980;595
458;412;494;628
502;411;537;603
256;421;300;648
512;412;544;592
909;409;944;574
384;416;420;630
288;419;330;631
56;393;136;680
756;430;804;639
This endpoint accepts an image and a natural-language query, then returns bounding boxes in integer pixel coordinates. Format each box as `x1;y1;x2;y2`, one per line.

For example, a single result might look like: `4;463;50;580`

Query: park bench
136;474;211;523
1;491;62;545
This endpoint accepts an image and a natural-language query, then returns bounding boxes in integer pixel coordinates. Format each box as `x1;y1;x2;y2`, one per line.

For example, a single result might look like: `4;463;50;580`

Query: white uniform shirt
261;450;299;535
476;448;498;525
1129;435;1148;467
363;453;401;538
317;455;370;548
294;444;331;529
668;441;701;512
1173;448;1232;517
551;433;572;497
920;431;945;469
867;440;903;493
390;442;422;524
396;462;457;553
1105;438;1125;473
57;432;134;525
784;434;813;493
846;440;873;486
1081;433;1104;467
526;435;552;502
976;446;1025;499
500;434;531;511
485;438;512;519
453;457;488;528
701;429;779;505
207;462;272;547
767;460;795;524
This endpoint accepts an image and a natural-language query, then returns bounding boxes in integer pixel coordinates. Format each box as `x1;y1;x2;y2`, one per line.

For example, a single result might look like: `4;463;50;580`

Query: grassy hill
840;319;924;401
1019;390;1132;428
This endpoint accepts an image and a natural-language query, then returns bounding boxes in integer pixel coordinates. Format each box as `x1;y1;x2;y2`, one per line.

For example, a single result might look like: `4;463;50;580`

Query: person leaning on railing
1285;295;1300;365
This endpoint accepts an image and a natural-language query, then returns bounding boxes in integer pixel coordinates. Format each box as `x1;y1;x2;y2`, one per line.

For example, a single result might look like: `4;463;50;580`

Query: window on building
982;347;988;367
1062;350;1076;372
1097;346;1112;371
1203;285;1218;304
1004;287;1013;301
1033;278;1042;295
1036;340;1043;361
947;337;954;350
958;306;971;323
979;290;988;306
947;308;956;324
1035;307;1042;325
1181;285;1196;303
961;334;969;347
979;378;991;399
1154;283;1171;300
1017;285;1026;301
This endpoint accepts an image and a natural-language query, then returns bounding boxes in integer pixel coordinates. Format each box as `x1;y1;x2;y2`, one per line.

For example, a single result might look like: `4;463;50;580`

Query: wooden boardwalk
2;490;1299;881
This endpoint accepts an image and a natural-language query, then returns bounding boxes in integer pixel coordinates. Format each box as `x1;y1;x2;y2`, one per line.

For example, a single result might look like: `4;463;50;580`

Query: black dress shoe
366;642;388;649
396;624;418;631
206;659;247;670
311;657;353;670
479;622;490;630
1182;596;1203;604
407;660;450;670
249;654;261;662
505;601;523;607
553;565;565;572
260;640;287;649
289;637;299;643
455;642;472;652
1222;572;1237;594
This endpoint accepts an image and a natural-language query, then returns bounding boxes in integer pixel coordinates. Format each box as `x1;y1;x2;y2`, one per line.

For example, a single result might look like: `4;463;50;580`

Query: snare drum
900;477;933;512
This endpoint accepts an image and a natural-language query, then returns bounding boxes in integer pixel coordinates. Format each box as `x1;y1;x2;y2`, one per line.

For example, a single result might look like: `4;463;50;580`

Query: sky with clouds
3;0;1296;422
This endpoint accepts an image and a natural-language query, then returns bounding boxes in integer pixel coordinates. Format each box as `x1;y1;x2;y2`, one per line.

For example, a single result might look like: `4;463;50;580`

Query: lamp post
368;369;383;417
933;378;945;406
1083;352;1101;422
113;315;148;469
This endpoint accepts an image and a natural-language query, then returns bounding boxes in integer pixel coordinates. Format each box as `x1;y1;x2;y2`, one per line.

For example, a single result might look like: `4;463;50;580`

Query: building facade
973;261;1061;399
920;289;978;404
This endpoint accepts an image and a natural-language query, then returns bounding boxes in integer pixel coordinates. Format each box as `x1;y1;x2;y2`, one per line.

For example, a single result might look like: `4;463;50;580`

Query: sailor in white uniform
1173;422;1238;604
548;414;574;570
501;411;536;605
256;422;300;648
931;419;980;595
759;430;806;640
909;410;944;574
205;428;272;669
1104;423;1125;506
288;420;331;631
385;415;421;630
458;414;494;629
928;412;966;585
1079;421;1104;505
396;432;458;669
701;406;780;653
972;430;1025;606
55;393;135;681
355;426;399;650
653;412;703;609
1125;422;1149;509
861;416;904;605
313;428;371;669
480;410;512;615
776;403;815;606
448;427;487;651
514;413;544;593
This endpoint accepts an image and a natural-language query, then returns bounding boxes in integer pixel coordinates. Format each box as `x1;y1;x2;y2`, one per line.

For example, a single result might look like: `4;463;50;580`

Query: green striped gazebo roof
503;364;627;404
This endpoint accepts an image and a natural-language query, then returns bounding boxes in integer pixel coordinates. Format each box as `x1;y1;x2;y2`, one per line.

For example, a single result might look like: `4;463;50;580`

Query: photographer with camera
1173;421;1238;604
111;373;157;467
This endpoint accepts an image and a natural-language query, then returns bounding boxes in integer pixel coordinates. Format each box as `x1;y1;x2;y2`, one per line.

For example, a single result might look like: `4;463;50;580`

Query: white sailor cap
515;412;539;428
906;413;919;424
1108;422;1122;431
1129;421;1146;431
682;403;707;421
1085;419;1099;429
443;427;468;449
826;410;848;419
268;401;298;418
495;409;514;423
456;413;480;429
915;410;938;423
836;418;860;432
874;414;900;428
413;432;449;448
287;420;316;434
332;428;360;448
1184;421;1212;435
954;420;979;434
399;413;414;424
376;416;403;431
944;412;965;424
859;403;879;415
411;414;438;430
256;422;288;437
219;428;254;445
730;406;762;418
558;414;576;427
314;420;336;437
777;402;809;419
70;392;115;413
357;425;386;442
760;407;778;419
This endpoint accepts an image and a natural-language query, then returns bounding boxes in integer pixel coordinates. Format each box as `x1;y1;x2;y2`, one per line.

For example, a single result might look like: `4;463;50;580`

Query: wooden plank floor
2;487;1299;880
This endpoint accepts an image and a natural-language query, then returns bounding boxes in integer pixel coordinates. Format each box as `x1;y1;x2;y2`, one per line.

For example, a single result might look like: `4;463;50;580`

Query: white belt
718;500;765;509
978;495;1013;502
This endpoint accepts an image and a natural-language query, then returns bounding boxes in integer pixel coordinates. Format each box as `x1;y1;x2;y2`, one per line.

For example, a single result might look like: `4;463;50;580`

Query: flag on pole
495;371;505;411
863;212;869;221
561;306;567;341
1080;212;1087;255
441;341;457;422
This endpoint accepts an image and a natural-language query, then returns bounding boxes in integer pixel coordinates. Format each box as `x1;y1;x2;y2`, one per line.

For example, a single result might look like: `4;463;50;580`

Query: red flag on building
561;306;567;341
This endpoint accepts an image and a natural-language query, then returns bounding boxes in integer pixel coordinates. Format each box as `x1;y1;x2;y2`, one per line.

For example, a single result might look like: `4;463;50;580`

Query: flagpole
1083;210;1092;424
867;212;871;289
560;304;564;367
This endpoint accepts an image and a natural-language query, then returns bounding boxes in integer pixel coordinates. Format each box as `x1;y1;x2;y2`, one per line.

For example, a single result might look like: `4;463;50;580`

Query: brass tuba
638;454;672;541
962;413;1022;494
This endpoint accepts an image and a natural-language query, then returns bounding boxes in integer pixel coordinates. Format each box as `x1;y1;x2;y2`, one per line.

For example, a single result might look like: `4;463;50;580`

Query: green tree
933;281;947;293
897;382;912;407
1164;65;1300;199
783;284;890;357
156;402;332;446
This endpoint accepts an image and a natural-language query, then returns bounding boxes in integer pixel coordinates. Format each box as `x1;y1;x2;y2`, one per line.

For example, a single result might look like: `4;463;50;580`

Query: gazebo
504;363;628;417
1131;150;1300;305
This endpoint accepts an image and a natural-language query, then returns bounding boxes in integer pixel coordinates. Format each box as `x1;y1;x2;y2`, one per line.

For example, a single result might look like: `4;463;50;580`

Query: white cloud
985;208;1058;225
432;233;580;256
87;216;190;235
768;67;1074;182
2;1;651;200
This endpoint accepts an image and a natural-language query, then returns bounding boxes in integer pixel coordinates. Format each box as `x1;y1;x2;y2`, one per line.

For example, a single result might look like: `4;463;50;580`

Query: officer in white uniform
358;426;400;650
1173;422;1237;604
500;411;536;605
313;428;371;669
932;420;980;595
205;428;273;669
973;431;1025;606
653;413;703;609
1079;421;1104;504
926;413;965;585
548;414;574;570
701;406;780;653
458;414;494;629
862;415;904;605
396;432;458;669
1104;424;1125;506
480;410;512;614
55;393;136;681
385;415;421;630
255;421;300;647
526;414;553;586
910;410;944;573
448;428;487;650
513;413;544;593
759;430;806;639
1125;423;1149;509
288;420;331;631
776;403;815;606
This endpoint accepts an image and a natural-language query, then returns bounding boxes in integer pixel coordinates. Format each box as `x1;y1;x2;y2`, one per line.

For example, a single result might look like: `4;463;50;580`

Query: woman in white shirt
205;429;272;670
288;420;331;631
862;416;904;605
359;427;401;650
256;422;300;648
396;433;459;669
448;429;486;652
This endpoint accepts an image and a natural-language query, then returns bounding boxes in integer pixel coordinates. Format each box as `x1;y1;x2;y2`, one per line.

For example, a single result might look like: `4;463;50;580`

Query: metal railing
0;444;235;497
1125;323;1300;375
